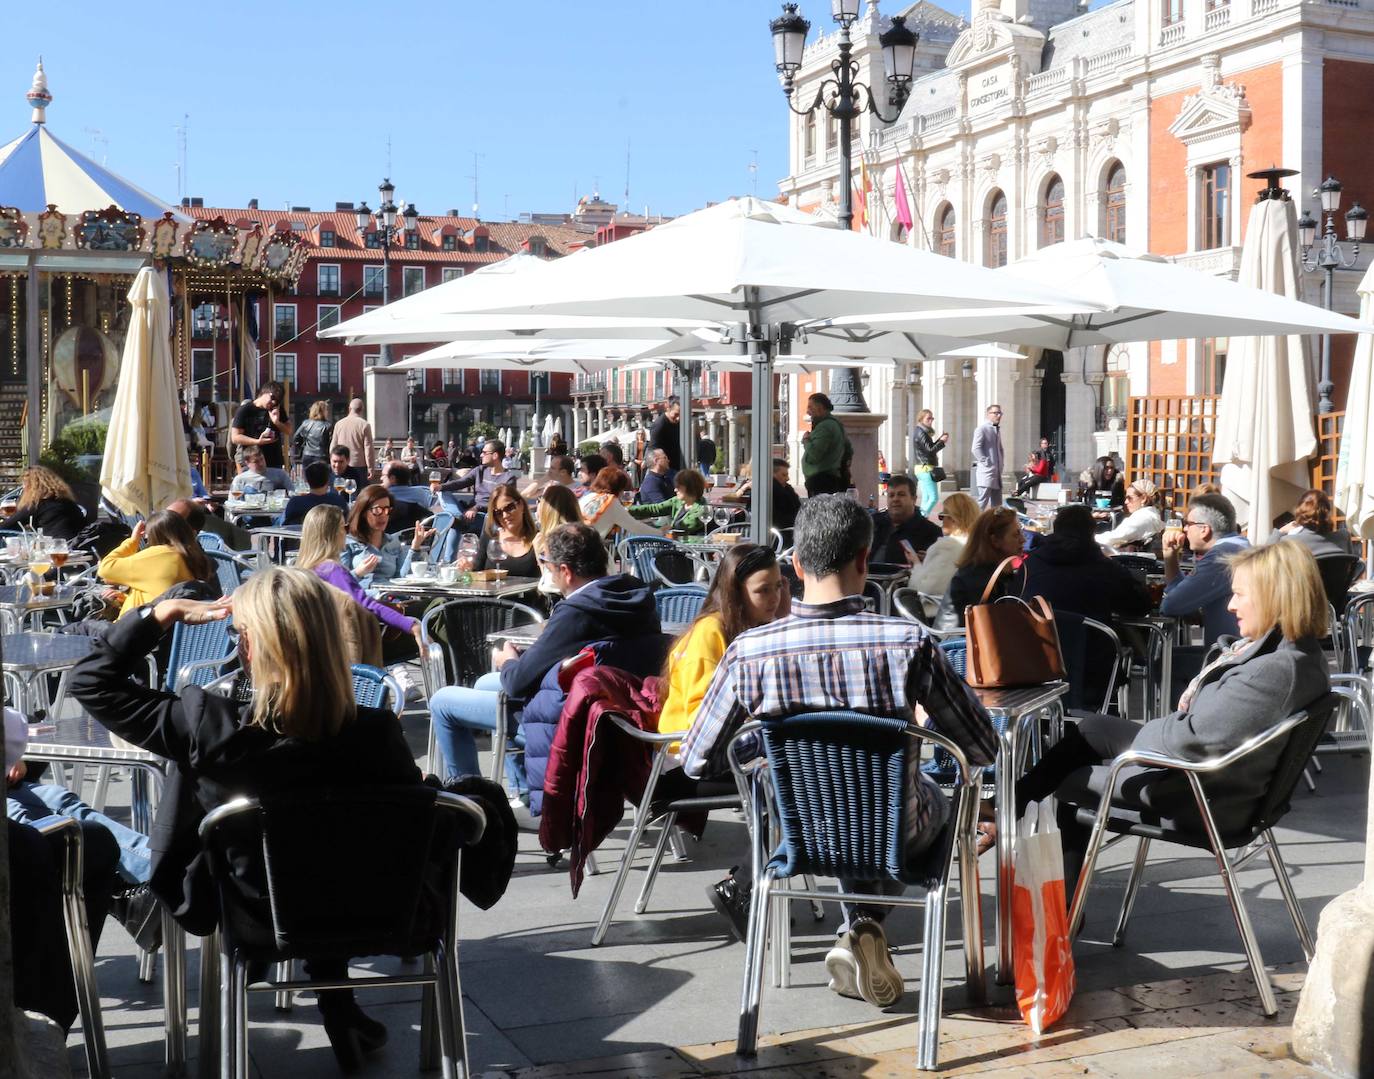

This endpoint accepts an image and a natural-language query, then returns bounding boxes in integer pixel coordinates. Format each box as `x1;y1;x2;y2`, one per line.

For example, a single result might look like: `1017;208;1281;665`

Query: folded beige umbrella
100;267;192;518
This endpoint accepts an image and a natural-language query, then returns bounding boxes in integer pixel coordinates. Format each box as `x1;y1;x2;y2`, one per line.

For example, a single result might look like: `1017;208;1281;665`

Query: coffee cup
438;565;459;584
411;562;433;579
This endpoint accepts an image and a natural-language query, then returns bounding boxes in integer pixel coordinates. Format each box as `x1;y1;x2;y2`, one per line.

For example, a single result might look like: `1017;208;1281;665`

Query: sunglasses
367;505;392;515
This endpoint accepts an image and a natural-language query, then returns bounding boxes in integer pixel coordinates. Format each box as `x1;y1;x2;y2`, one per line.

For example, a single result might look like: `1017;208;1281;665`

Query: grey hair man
681;494;996;1009
1161;492;1250;645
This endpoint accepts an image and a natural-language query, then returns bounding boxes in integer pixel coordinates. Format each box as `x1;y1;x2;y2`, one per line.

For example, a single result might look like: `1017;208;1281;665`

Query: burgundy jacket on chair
538;661;666;897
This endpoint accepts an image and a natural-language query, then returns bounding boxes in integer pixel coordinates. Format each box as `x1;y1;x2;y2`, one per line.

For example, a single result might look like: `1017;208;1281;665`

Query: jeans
8;781;152;886
838;777;950;932
429;672;526;792
915;470;939;517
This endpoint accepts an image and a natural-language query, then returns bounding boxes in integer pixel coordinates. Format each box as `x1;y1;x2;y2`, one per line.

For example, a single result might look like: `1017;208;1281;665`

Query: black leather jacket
912;425;947;468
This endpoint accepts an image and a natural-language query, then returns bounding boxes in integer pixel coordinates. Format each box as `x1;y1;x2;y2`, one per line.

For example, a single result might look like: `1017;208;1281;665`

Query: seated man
573;453;607;498
1161;492;1249;647
427;523;660;810
282;461;349;526
681;495;996;1007
167;497;251;552
638;449;677;505
436;439;518;530
520;454;577;499
229;447;290;496
869;475;940;567
380;461;434;532
771;458;802;533
329;444;358;495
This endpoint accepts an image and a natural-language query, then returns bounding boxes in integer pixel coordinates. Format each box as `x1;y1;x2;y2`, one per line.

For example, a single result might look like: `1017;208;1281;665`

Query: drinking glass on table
47;538;68;585
486;538;508;575
27;537;51;594
454;533;479;584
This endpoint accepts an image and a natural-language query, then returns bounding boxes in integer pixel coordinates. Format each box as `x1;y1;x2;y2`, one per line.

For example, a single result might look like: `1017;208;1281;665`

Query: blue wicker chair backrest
620;536;677;581
349;664;392;711
939;637;967;676
654;585;708;624
759;710;930;886
166;618;237;692
207;549;253;595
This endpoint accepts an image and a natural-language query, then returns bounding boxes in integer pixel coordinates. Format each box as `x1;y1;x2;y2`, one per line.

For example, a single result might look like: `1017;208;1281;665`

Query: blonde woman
292;400;333;466
295;504;423;651
0;465;84;539
909;492;979;614
1012;540;1330;890
69;568;422;1069
534;484;583;600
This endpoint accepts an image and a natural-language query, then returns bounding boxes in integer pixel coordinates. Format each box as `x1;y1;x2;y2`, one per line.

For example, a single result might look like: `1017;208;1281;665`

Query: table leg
994;723;1015;986
163;908;188;1076
1160;631;1173;716
198;935;220;1079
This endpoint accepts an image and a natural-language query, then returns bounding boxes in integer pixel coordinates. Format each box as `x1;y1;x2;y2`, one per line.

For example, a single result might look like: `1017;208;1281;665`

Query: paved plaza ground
63;709;1366;1078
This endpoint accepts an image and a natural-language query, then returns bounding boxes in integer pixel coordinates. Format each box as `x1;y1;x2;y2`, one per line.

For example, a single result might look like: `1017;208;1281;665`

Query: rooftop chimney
335;201;354;211
248;198;259;209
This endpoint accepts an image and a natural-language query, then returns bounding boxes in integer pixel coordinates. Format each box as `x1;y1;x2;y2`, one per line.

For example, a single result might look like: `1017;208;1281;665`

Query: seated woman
1266;488;1348;560
0;465;85;539
628;468;711;535
473;486;539;578
294;504;424;662
1013;541;1330;893
340;483;432;589
68;569;424;1070
534;485;583;604
908;492;979;616
579;466;660;539
1088;456;1127;508
941;507;1026;627
99;510;215;618
1096;478;1165;552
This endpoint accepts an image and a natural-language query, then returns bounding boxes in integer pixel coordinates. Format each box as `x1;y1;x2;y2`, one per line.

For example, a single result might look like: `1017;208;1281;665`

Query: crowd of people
2;380;1352;1067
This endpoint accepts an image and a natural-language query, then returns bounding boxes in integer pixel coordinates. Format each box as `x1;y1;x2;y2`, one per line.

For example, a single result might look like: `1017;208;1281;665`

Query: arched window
936;204;956;257
1104;163;1126;244
1040;175;1065;247
985;191;1008;268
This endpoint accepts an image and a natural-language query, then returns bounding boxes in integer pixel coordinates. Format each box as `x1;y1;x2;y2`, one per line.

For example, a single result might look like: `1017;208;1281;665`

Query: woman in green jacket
630;469;712;535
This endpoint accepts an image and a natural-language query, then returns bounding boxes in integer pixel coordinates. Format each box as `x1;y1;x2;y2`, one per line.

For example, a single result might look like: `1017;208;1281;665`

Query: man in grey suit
970;404;1005;509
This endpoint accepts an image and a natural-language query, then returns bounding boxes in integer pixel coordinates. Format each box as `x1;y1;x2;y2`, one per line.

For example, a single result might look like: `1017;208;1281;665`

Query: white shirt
1096;506;1164;551
908;534;966;612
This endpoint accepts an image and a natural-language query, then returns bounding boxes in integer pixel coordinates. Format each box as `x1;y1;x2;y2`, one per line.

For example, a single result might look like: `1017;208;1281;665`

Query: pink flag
894;159;914;232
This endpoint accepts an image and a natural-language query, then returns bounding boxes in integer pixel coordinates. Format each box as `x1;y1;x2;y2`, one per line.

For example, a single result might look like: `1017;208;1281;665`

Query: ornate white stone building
779;0;1374;485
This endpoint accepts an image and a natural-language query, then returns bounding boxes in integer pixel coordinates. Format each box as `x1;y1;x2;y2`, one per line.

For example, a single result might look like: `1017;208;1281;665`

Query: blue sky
7;1;990;221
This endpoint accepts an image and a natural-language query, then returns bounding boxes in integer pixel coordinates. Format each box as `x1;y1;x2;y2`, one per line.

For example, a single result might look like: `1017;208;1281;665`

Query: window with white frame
317;304;341;332
442;368;461;388
441;267;464;283
317;263;340;295
402;267;425;296
442;234;458;251
363;353;380;369
362;305;379;317
985;191;1008;268
320;228;336;248
363;265;384;297
274;353;297;387
481;369;500;393
273;304;297;341
1199;163;1231;249
318;354;341;392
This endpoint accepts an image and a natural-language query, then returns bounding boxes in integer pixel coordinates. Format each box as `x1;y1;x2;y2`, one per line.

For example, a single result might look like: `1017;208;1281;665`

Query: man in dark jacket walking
649;397;683;472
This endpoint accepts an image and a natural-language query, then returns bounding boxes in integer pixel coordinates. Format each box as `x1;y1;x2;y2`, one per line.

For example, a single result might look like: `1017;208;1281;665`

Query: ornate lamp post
354;179;418;370
1297;175;1367;413
769;1;917;412
406;368;420;438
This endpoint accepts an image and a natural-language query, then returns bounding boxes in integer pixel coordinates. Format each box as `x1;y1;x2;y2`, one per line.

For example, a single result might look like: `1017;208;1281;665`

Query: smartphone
898;539;918;561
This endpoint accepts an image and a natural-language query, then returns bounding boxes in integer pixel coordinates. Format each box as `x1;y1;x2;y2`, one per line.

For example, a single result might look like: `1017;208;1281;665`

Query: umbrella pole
749;325;774;545
675;358;694;480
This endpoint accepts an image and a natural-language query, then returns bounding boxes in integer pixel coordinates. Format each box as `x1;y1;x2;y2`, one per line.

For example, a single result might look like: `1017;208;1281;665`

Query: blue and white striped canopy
0;123;185;220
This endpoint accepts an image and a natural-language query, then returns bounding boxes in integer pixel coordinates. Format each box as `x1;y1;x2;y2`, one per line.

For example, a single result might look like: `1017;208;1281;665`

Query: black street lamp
355;178;411;369
406;368;421;437
1297;175;1367;413
769;1;917;412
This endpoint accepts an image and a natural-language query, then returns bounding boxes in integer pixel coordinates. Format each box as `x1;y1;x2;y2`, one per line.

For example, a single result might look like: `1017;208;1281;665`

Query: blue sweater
1160;534;1250;645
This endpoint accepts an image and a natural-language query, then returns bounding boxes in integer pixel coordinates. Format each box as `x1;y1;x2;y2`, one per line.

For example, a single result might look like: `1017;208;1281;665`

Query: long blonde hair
939;492;979;538
1226;541;1328;640
535;485;582;556
17;465;75;511
295;504;345;570
233;567;356;737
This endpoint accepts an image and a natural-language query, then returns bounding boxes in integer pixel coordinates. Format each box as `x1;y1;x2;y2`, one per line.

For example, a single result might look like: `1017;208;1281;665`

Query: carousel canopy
0;60;186;221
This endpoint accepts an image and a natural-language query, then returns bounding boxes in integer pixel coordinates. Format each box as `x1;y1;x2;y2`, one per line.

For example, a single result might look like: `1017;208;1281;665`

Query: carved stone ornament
149;212;181;258
182;216;237;268
1035;134;1058;167
1167;55;1250;146
980;152;1002;178
259;229;304;282
74;205;144;252
36;204;66;249
234;222;263;268
0;206;29;248
1093;117;1122;150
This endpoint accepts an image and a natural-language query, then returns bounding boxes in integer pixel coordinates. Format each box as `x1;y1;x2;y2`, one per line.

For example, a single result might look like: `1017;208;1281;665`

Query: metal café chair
616;535;679;581
727;710;984;1071
653;585;708;625
1067;694;1339;1017
197;787;486;1079
206;549;256;595
649;547;712;587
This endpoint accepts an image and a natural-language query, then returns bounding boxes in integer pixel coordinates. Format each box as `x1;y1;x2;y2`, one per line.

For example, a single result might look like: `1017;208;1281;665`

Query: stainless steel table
974;681;1069;986
2;631;95;718
23;713;190;1076
376;575;541;601
0;584;84;633
247;524;302;565
1115;613;1181;719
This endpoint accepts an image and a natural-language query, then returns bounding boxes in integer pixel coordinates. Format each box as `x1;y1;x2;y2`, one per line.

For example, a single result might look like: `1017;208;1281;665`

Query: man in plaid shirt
681;494;996;1008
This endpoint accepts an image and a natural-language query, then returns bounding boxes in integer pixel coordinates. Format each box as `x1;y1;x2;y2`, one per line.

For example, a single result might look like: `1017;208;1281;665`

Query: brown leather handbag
964;556;1066;689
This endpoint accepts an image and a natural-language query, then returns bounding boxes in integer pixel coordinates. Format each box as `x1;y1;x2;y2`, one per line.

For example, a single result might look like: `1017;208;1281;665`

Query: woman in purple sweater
295;505;424;652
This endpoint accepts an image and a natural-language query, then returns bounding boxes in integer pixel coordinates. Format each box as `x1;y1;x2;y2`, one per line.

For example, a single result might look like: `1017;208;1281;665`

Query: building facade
780;0;1374;485
185;202;587;444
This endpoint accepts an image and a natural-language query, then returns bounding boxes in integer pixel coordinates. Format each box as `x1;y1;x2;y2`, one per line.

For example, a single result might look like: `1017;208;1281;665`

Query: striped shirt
681;596;998;832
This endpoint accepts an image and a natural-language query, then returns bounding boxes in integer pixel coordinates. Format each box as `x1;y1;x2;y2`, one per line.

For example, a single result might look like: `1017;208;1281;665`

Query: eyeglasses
367;505;392;516
989;410;1003;416
1183;519;1205;529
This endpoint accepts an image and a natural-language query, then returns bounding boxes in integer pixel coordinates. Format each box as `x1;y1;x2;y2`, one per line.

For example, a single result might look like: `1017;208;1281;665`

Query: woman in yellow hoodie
98;510;212;618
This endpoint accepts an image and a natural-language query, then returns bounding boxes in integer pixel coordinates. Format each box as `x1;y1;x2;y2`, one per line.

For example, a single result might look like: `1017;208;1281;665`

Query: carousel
0;60;304;484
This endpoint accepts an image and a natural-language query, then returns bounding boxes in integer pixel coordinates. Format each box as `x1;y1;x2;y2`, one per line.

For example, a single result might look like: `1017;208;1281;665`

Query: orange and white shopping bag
1011;799;1076;1033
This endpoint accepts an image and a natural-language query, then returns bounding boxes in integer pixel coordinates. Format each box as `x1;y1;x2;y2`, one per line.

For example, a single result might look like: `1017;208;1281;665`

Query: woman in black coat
69;567;422;1070
943;506;1026;626
0;465;85;539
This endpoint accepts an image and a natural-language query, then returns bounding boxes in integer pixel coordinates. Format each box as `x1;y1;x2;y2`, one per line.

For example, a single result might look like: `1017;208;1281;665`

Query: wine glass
48;538;68;586
454;534;479;583
27;538;51;596
486;538;507;576
344;478;357;500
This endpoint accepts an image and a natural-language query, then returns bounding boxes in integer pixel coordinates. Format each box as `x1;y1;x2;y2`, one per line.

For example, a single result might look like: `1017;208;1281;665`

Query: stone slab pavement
51;713;1368;1078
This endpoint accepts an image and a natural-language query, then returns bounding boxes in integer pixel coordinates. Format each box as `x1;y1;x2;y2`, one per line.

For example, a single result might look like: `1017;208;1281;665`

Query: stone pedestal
833;411;887;505
364;367;409;441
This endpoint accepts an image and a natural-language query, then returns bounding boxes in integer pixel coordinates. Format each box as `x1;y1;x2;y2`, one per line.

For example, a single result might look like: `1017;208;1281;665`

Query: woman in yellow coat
98;511;213;618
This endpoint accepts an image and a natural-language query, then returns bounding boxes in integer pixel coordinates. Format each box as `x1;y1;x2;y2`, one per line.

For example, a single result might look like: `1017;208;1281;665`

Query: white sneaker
847;918;903;1007
825;933;862;1000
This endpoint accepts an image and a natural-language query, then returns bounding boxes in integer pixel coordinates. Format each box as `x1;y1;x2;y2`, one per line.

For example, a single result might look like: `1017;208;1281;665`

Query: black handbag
929;466;947;483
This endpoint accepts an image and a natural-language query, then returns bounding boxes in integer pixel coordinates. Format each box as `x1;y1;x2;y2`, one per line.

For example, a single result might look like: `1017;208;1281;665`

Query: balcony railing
1204;4;1231;30
1159;20;1185;45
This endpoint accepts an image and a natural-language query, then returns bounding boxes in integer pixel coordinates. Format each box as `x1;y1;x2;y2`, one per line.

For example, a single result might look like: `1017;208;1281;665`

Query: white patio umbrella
100;267;191;518
1213;198;1317;535
1335;263;1374;538
392;334;703;373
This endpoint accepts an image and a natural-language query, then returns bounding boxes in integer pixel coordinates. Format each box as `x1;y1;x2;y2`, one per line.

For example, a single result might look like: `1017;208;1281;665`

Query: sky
3;0;979;222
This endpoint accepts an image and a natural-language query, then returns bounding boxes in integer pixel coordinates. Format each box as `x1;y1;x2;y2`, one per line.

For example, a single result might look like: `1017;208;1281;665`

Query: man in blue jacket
1161;492;1249;647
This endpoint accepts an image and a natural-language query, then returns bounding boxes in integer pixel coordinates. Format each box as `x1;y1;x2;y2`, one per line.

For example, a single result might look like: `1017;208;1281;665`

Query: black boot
316;990;387;1073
